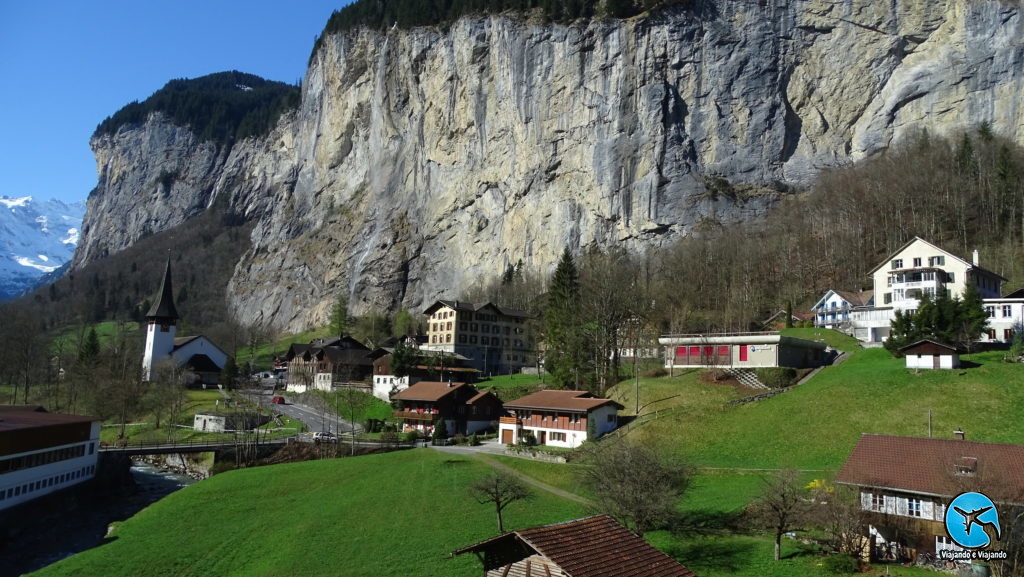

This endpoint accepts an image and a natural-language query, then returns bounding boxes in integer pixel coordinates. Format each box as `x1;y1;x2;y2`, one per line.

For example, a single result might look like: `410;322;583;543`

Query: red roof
392;381;468;402
504;390;624;413
0;407;98;433
454;515;696;577
835;434;1024;503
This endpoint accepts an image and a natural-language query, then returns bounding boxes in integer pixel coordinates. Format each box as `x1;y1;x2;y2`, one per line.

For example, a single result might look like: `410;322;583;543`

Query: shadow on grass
662;538;755;573
669;509;744;537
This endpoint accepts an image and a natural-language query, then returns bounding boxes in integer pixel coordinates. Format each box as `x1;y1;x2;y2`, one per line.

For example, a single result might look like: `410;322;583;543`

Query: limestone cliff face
74;0;1024;332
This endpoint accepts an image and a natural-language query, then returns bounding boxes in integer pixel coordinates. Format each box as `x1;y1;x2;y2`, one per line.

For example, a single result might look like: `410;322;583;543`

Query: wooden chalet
285;336;373;392
391;381;503;437
453;514;697;577
836;433;1024;560
499;390;623;449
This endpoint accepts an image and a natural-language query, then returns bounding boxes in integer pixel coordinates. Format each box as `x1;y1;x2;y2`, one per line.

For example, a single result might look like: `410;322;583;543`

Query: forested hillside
94;71;300;146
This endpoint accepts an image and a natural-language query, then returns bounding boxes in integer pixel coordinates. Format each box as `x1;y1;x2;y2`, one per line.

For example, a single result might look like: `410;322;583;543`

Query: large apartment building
420;300;533;375
849;237;1007;342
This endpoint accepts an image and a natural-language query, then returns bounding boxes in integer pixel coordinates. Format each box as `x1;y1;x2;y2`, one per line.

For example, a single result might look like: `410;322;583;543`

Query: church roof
146;259;179;322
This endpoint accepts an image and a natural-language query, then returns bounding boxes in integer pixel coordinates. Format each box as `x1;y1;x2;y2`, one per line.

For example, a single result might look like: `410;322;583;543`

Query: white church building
142;260;231;384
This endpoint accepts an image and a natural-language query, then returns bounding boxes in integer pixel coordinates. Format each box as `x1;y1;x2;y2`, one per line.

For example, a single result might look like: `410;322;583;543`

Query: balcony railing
393;411;436;421
499;417;518;425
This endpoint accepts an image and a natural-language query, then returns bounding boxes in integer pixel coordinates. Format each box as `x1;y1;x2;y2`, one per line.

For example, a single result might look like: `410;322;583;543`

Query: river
6;459;196;576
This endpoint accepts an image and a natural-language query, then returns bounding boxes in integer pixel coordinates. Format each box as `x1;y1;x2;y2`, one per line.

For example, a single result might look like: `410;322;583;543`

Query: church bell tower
142;259;179;381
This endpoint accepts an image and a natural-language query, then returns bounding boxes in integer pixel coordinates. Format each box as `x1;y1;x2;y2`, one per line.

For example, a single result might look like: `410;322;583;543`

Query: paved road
241;389;361;435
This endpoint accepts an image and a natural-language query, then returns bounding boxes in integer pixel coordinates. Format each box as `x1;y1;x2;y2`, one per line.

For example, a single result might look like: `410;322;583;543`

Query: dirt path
474;454;594;507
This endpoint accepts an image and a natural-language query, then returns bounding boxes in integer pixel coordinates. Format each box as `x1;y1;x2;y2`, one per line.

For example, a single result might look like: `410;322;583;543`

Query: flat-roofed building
659;332;829;370
0;406;100;511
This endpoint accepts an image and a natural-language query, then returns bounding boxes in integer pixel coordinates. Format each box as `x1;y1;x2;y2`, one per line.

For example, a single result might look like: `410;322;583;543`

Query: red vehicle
271;396;286;405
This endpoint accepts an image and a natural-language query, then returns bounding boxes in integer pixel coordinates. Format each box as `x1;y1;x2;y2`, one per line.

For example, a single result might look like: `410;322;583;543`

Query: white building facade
499;391;623;449
0;410;101;511
849;238;1008;342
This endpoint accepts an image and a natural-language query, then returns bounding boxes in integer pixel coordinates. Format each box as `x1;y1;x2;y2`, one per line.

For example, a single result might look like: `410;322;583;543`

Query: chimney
954;429;965;441
972;250;979;266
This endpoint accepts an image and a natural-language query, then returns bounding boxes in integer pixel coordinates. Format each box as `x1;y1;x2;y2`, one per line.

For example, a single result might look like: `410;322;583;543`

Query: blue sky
0;1;347;204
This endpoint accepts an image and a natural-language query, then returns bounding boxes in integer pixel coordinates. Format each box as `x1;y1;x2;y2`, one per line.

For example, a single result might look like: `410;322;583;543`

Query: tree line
94;71;300;147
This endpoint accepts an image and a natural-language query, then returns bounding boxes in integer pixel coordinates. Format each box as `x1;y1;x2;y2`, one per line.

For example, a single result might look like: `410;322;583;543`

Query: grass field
610;344;1024;470
31;450;585;577
235;327;333;370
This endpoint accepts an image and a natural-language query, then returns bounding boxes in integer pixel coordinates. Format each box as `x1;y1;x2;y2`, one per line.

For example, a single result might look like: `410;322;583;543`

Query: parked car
312;431;337;443
271;396;286;404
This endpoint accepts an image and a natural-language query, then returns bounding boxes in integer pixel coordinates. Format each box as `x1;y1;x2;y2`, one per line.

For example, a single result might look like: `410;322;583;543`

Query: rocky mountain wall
74;0;1024;332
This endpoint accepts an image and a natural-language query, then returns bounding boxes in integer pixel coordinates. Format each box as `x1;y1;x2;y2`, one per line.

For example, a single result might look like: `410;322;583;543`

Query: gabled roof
1003;287;1024;299
173;336;201;348
504;390;624;413
392;381;468;402
812;289;874;311
146;259;179;321
423;299;530;319
453;515;697;577
172;335;231;362
867;237;1007;281
835;434;1024;503
897;339;958;354
0;408;99;433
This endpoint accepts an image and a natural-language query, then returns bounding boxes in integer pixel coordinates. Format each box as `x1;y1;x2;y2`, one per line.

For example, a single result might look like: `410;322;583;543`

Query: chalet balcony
393;410;437;421
499;417;518;425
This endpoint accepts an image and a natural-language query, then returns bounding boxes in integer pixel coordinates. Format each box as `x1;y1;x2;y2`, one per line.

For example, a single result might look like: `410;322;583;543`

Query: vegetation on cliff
94;71;299;146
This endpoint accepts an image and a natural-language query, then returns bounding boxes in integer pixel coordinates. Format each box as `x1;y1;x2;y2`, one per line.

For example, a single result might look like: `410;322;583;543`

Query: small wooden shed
898;339;960;370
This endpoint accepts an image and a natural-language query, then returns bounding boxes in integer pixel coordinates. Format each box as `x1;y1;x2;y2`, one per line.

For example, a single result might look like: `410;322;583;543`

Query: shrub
641;367;668;378
453;433;467;445
468;433;479;446
822;554;859;574
380;431;400;445
402;430;420;443
755;367;798;388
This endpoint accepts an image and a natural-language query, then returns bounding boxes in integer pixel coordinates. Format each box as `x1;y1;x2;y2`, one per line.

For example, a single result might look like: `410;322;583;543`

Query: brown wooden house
836;433;1024;560
391;381;503;437
453;514;697;577
285;336;373;392
499;390;623;449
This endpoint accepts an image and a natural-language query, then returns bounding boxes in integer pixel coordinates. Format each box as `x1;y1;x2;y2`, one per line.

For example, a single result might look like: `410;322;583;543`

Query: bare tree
579;441;692;537
746;469;813;561
469;473;534;533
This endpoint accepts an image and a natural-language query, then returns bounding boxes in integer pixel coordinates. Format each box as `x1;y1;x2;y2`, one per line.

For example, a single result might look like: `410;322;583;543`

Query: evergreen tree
432;417;448;441
330;294;349;336
221;357;239;389
544;247;584;388
390;340;420;379
79;327;101;364
953;285;988;351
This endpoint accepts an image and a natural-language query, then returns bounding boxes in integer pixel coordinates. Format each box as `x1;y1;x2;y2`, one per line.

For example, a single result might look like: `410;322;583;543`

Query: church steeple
146;258;179;324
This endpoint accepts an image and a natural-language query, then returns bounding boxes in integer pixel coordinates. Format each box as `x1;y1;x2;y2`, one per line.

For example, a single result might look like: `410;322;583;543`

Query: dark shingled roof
422;299;530;318
146;259;179;321
454;515;698;577
392;381;468;402
836;434;1024;503
504;390;624;413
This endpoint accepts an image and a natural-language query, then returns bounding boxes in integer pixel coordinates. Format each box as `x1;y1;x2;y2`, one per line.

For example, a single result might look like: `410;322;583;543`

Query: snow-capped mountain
0;195;85;300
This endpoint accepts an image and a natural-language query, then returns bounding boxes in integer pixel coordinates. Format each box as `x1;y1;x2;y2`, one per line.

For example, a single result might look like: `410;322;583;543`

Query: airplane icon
953;506;1002;541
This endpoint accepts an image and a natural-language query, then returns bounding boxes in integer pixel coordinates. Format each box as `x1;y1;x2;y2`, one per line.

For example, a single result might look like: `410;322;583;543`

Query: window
570;414;580;424
458;335;467;343
887;276;892;287
550;432;566;442
908;498;923;518
871;493;884;512
470;335;477;344
985;306;996;318
987;329;996;340
460;322;467;330
883;293;892;304
431;335;436;344
913;257;922;267
1003;305;1012;317
1006;329;1015;341
923;271;934;281
446;322;452;330
492;337;500;346
946;272;955;283
929;256;945;266
445;334;452;343
481;325;489;334
892;259;903;269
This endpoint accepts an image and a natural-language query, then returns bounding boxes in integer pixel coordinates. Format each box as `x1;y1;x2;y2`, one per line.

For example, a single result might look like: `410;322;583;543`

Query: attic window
955;457;978;476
